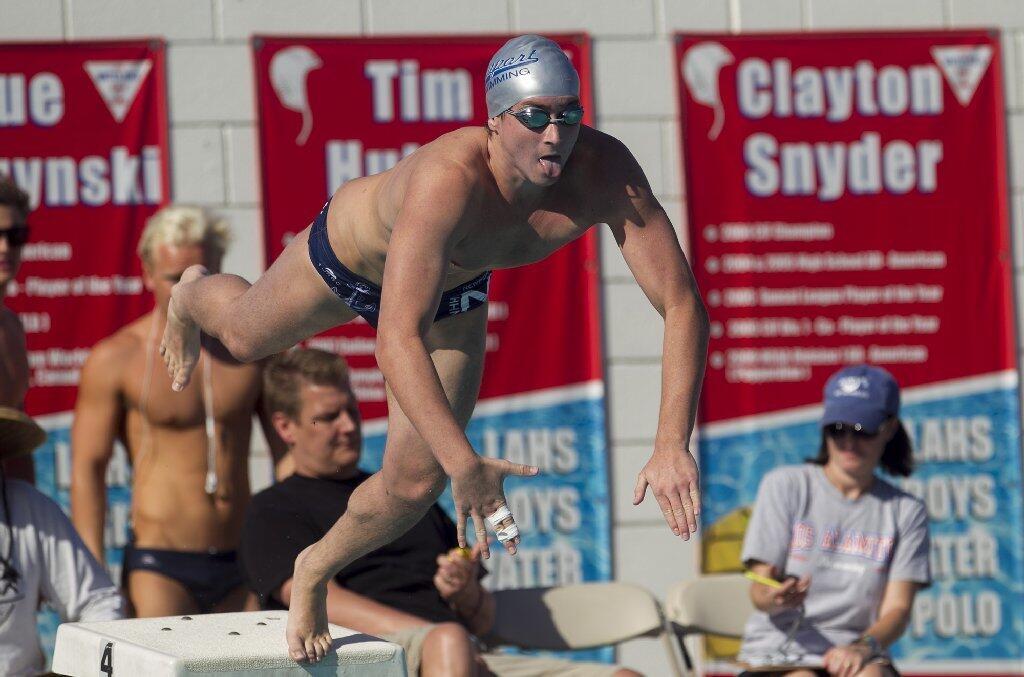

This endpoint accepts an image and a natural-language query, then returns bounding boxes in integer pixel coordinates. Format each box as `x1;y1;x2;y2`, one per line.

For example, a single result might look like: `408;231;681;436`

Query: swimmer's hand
633;446;701;540
450;457;539;559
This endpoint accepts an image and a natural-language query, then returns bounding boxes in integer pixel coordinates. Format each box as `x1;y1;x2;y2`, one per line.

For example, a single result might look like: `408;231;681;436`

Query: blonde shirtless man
0;175;35;484
160;35;710;663
71;206;284;617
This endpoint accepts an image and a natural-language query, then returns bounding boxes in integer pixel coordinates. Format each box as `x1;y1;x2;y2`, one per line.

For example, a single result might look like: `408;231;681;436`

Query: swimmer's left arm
602;136;710;540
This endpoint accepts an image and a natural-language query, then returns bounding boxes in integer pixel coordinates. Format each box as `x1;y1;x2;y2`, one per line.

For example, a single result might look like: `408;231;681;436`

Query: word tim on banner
0;40;169;660
676;31;1022;675
253;35;611;662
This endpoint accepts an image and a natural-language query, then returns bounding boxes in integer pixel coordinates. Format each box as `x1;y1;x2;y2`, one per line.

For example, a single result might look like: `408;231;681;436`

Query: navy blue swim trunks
307;200;491;328
122;532;244;614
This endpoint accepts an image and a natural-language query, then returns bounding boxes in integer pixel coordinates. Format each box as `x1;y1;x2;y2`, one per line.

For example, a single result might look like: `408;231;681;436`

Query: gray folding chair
485;582;685;676
664;574;754;676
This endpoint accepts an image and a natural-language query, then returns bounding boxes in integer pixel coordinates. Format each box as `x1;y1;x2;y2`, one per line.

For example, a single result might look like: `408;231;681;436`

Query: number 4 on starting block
51;611;407;676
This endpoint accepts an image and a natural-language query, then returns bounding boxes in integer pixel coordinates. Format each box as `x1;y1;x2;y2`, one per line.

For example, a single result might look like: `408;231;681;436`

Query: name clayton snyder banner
677;31;1022;675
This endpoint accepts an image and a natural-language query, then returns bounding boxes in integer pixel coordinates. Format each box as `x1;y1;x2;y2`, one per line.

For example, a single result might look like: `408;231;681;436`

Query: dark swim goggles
506;105;584;130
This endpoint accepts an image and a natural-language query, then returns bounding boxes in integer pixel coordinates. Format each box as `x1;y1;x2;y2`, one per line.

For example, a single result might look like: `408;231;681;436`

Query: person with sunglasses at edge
738;365;931;677
159;34;709;663
0;175;36;484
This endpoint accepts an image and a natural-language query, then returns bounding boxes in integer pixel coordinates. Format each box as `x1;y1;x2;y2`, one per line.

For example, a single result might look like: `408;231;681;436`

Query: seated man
240;348;642;677
0;408;125;677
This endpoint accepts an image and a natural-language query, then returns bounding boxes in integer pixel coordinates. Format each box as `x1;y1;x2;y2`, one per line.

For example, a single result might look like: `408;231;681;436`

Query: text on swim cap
485;49;540;90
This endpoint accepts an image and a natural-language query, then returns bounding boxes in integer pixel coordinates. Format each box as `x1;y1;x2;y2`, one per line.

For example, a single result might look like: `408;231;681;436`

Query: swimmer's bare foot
159;265;207;392
286;545;333;663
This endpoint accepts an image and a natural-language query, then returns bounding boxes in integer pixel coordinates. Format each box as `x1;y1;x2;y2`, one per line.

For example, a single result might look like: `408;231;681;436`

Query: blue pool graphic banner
677;30;1024;676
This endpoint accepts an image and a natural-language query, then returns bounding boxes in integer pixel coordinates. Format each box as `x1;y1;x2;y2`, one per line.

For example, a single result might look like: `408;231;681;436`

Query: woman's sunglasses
506;105;584;130
0;226;29;248
824;422;879;441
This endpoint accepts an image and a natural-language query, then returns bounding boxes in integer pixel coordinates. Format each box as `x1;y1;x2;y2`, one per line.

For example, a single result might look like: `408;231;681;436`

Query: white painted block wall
7;0;1024;673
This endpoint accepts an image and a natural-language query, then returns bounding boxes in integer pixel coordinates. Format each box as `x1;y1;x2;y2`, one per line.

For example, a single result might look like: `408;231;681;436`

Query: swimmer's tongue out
539;154;562;178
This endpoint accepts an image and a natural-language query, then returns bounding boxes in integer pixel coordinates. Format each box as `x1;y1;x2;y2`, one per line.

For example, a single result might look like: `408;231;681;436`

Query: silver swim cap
485;35;580;117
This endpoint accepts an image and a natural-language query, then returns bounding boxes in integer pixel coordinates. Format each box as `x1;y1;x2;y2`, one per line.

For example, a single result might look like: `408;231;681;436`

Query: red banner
253;35;599;421
1;40;169;417
676;30;1013;423
678;32;1024;674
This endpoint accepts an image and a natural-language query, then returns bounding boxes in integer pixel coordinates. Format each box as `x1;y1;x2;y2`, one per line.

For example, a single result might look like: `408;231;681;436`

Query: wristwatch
856;634;882;658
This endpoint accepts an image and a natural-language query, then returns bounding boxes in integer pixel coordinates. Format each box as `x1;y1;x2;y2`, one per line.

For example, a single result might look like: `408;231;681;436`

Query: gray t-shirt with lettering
738;464;930;662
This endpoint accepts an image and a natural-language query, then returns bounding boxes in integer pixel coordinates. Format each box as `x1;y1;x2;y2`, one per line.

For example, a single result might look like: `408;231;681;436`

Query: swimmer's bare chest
115;325;261;459
329;155;598;285
450;208;592;271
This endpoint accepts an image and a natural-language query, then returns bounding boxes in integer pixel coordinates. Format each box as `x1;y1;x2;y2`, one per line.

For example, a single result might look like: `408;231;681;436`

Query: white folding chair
485;582;685;676
664;574;755;676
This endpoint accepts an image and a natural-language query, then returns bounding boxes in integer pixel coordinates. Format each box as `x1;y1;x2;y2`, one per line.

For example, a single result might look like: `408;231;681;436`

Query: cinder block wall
4;0;1023;673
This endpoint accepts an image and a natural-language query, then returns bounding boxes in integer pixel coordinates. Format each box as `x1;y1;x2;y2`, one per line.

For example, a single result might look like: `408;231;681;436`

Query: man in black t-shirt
240;349;641;677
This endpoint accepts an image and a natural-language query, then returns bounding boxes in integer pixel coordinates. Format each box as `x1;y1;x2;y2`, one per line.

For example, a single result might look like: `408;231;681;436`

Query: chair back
486;582;665;651
664;574;754;639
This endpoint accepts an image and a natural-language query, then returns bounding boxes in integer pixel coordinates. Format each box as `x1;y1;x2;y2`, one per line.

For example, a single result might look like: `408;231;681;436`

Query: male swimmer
160;35;709;663
72;206;285;617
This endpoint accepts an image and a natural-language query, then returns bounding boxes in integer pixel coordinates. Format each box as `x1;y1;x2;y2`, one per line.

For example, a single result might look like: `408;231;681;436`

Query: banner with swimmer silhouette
676;31;1023;675
0;40;169;666
254;36;613;663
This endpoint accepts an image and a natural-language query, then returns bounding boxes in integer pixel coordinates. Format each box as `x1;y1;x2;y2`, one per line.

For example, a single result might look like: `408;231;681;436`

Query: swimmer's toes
172;366;192;391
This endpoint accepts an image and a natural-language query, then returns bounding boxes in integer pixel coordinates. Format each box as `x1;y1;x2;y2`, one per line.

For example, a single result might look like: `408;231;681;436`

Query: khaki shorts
381;625;622;677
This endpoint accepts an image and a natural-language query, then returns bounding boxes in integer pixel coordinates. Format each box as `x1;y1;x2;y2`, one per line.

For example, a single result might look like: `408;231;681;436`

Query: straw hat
0;407;46;460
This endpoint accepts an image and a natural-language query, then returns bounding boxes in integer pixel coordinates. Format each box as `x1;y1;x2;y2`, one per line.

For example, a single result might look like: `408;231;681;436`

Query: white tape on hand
494;522;520;544
485;505;519;544
485;505;512;529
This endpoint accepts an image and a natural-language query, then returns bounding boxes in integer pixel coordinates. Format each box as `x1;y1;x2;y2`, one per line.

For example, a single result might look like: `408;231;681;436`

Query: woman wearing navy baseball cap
737;365;931;677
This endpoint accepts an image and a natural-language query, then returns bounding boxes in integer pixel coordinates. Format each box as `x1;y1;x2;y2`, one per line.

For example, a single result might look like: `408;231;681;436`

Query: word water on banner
0;40;169;663
253;36;612;663
676;31;1022;675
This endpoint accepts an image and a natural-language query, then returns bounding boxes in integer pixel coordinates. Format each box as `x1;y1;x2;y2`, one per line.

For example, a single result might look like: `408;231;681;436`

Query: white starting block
51;611;406;676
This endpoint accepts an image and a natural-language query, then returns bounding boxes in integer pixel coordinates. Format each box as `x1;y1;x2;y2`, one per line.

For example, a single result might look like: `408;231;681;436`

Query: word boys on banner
253;34;610;660
677;31;1022;675
0;39;169;658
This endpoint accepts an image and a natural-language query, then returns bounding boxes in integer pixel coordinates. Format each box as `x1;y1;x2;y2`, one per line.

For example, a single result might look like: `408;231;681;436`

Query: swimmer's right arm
375;163;537;556
375;164;478;469
70;341;124;565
